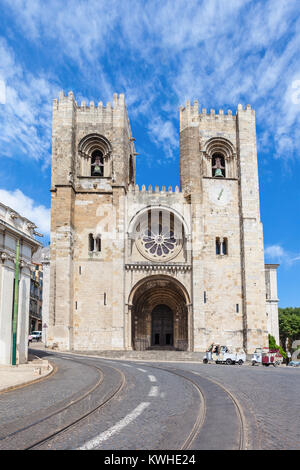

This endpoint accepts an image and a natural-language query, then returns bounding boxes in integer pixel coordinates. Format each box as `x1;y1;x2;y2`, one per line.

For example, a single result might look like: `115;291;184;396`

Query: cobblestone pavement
36;357;201;450
0;353;99;427
0;350;299;450
170;361;300;450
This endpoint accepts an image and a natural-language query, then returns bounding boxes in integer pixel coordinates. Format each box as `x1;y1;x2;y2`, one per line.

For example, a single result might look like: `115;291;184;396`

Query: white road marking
148;375;157;382
78;402;150;450
148;386;159;397
137;368;146;372
121;364;132;367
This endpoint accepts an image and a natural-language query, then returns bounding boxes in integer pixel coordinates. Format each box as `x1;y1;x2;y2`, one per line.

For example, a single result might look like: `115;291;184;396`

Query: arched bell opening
129;276;190;351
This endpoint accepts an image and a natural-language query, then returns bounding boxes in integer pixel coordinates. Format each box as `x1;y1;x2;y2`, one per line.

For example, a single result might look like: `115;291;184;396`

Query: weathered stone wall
49;92;275;354
180;101;268;352
49;92;135;350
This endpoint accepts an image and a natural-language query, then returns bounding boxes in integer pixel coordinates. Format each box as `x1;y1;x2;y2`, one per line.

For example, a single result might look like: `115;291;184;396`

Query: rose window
142;226;178;258
135;211;183;261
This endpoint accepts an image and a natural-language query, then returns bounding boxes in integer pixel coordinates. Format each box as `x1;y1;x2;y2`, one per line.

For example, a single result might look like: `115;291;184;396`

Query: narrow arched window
222;238;228;255
216;237;221;255
212;153;225;177
216;237;228;255
129;155;134;184
91;150;104;176
95;235;101;252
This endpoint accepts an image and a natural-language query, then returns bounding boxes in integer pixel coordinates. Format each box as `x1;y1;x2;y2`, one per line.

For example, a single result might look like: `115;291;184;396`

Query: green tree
278;307;300;350
268;334;286;358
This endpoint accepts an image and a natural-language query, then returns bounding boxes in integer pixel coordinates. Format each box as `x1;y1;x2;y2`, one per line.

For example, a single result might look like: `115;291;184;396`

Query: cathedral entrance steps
72;350;206;362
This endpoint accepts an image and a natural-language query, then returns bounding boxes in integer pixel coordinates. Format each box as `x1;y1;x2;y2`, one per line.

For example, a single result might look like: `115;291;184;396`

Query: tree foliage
268;334;286;358
278;307;300;350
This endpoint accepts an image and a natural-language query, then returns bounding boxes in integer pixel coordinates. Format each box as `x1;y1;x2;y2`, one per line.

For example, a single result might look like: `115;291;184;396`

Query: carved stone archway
129;275;190;351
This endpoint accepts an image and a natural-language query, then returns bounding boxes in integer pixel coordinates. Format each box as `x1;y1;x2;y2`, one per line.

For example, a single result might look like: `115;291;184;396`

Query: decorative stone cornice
0;250;33;269
9;211;18;220
125;263;191;273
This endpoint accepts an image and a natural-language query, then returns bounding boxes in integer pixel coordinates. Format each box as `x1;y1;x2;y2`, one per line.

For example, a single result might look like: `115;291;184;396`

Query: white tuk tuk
203;343;246;365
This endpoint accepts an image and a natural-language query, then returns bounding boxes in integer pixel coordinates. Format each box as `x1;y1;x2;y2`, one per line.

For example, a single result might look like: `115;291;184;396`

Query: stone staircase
72;349;205;362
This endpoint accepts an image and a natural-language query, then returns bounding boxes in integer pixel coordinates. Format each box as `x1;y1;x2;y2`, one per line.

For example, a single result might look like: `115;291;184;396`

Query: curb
0;362;57;394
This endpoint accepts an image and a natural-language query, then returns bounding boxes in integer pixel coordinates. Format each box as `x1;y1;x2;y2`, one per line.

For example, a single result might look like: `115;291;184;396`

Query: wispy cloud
147;117;178;161
0;188;50;235
265;244;300;266
0;38;59;165
3;0;300;167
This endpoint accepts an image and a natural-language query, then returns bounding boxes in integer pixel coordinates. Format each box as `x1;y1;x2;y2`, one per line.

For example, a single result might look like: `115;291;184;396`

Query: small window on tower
95;235;101;252
212;154;225;177
129;155;134;184
216;237;228;255
216;237;221;255
89;233;94;251
222;238;228;255
91;150;104;177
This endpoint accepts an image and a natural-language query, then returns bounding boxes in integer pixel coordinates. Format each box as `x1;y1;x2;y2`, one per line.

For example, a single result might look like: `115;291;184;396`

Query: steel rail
130;363;207;450
137;362;247;450
191;371;247;450
31;359;206;451
26;360;126;450
0;356;125;450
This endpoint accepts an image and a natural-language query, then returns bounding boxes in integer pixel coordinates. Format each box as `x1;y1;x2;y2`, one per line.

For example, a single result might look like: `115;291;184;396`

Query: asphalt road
0;350;299;450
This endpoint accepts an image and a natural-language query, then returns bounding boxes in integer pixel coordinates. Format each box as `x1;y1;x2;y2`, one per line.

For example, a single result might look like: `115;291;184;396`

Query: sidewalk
0;352;53;393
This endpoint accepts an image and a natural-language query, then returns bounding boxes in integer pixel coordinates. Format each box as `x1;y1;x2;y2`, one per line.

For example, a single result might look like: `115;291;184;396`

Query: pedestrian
286;350;291;366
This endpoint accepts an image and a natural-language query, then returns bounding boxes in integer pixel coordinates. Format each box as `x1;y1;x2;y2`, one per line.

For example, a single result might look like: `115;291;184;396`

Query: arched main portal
129;276;190;351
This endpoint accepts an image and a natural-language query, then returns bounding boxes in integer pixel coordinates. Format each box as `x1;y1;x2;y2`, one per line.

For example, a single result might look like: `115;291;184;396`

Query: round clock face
209;183;232;206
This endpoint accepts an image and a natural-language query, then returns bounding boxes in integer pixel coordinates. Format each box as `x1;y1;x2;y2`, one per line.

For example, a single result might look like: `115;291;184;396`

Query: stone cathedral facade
48;91;279;354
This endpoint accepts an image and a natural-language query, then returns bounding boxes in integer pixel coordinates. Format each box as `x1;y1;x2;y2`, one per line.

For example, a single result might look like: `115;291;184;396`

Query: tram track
189;369;247;450
0;353;247;450
0;356;126;450
147;365;206;450
142;363;247;450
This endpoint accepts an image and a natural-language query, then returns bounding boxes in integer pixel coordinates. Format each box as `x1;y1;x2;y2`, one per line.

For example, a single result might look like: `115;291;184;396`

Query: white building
0;202;41;365
265;264;280;344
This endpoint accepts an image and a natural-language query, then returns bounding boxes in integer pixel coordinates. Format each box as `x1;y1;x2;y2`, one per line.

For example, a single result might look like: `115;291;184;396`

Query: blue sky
0;0;299;307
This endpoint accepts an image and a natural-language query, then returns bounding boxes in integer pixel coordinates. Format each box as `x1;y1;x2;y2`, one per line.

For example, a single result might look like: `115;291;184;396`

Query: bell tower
49;91;136;350
179;101;268;353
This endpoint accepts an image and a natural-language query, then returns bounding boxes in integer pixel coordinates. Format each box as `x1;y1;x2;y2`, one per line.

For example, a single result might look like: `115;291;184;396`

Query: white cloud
265;244;300;266
3;0;119;62
0;188;50;235
2;0;300;166
147;117;178;160
0;38;58;165
265;245;286;259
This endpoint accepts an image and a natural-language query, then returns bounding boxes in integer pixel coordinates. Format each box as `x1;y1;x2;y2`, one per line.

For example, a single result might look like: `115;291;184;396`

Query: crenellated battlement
53;91;126;112
128;183;181;194
52;91;132;143
51;91;134;188
179;100;255;131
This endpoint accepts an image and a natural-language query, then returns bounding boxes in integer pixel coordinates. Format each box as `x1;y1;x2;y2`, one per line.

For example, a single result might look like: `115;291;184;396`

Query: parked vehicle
252;347;282;367
31;331;42;342
251;347;263;366
288;361;300;367
203;343;246;365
